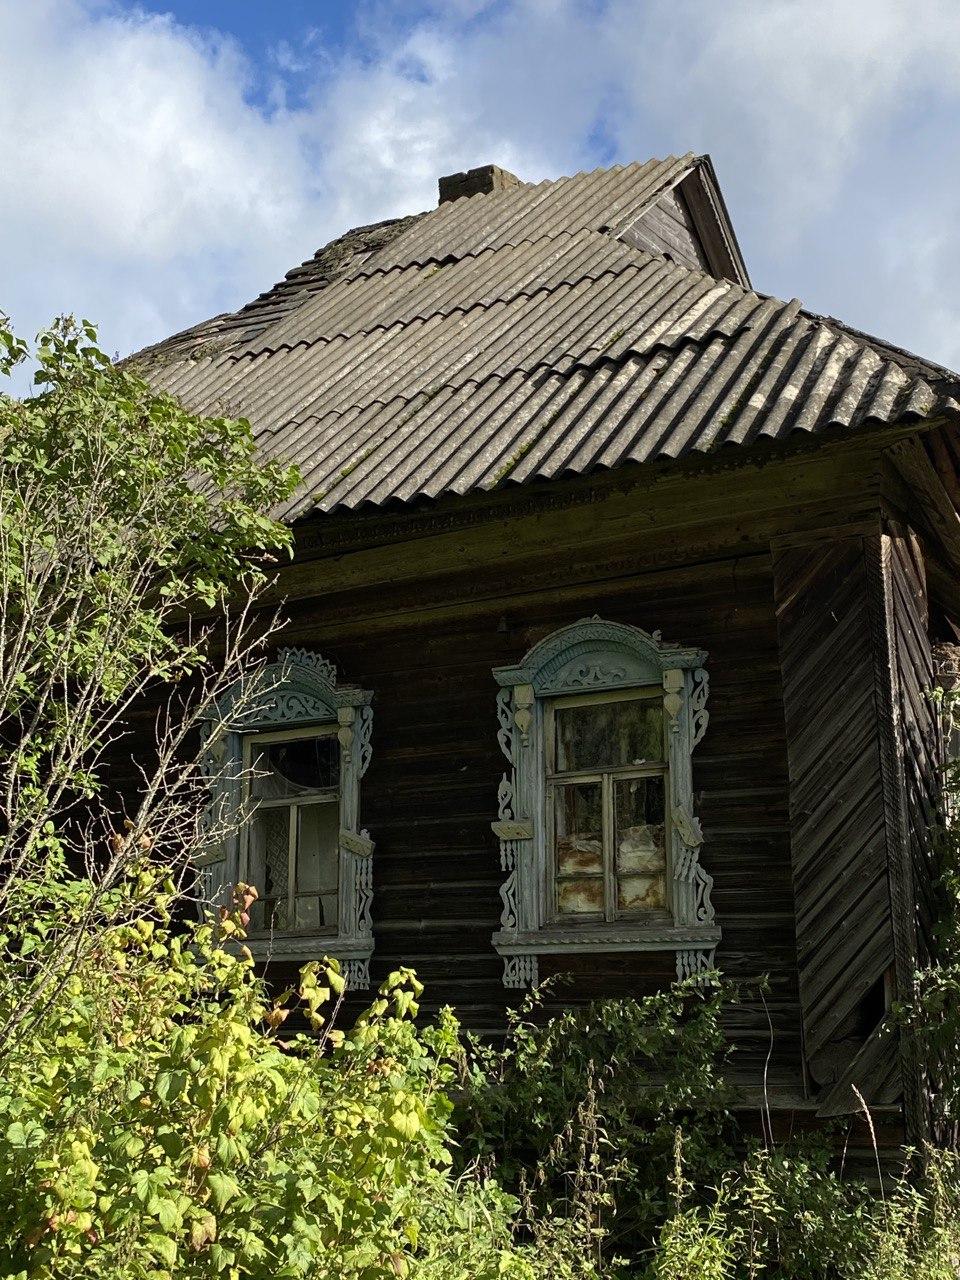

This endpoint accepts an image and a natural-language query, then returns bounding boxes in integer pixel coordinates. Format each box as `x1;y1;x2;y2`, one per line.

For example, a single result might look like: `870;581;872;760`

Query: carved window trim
199;647;374;988
491;618;717;988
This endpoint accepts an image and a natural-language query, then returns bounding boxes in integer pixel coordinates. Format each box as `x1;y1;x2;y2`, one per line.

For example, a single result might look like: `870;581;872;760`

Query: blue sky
2;0;959;378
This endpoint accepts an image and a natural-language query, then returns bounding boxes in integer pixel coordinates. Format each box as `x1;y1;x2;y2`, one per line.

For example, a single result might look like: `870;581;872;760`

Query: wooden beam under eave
884;426;960;619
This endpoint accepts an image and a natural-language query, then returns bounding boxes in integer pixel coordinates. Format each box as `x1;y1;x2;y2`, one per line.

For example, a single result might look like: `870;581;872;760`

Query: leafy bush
0;318;591;1280
457;976;736;1255
644;1140;960;1280
457;984;960;1279
0;314;300;1061
0;870;596;1280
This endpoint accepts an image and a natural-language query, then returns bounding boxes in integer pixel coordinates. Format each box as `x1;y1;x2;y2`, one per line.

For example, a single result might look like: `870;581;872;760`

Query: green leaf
155;1198;180;1231
148;1232;178;1268
4;1121;25;1147
206;1171;241;1211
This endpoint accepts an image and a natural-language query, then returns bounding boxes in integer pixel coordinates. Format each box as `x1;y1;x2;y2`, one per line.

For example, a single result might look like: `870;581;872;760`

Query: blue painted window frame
198;648;375;988
491;618;718;987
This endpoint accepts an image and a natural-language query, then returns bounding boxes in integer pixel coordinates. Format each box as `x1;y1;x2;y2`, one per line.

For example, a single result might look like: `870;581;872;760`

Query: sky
2;0;960;383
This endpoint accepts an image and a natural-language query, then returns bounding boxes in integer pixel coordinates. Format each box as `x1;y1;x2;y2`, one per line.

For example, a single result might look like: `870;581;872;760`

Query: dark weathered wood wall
275;547;801;1090
107;433;951;1135
885;529;947;1140
887;530;941;968
265;439;907;1098
771;536;899;1102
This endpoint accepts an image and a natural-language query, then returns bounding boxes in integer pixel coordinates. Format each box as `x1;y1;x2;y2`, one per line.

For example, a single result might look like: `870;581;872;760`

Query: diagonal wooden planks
773;537;899;1094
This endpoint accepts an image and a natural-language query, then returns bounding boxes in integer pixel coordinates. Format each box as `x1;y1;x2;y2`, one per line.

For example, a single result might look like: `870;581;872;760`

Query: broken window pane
251;734;339;799
248;806;290;931
247;732;342;933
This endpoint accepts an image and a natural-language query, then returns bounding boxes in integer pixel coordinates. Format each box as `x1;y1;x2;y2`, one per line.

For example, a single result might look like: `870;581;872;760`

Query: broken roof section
135;153;960;521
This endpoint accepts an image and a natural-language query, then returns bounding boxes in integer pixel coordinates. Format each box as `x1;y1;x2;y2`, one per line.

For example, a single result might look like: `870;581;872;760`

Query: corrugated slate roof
136;154;960;521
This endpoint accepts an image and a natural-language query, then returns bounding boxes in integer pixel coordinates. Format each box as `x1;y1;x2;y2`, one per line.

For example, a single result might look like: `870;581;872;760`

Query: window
199;648;374;987
548;690;669;923
245;728;342;934
491;618;716;988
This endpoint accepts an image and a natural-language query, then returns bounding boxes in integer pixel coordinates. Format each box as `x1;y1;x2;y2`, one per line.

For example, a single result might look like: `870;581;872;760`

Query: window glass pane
557;878;606;915
251;734;339;799
554;781;603;915
248;806;289;930
555;697;663;771
295;803;340;930
614;775;666;912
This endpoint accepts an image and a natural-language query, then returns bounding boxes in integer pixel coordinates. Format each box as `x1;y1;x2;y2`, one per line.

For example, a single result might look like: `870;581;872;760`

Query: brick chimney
438;164;522;204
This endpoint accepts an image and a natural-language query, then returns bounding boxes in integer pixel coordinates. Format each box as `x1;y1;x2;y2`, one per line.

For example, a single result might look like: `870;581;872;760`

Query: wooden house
136;154;960;1145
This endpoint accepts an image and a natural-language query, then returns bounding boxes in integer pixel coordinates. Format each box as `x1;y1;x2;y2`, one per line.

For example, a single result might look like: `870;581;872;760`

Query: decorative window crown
491;618;717;987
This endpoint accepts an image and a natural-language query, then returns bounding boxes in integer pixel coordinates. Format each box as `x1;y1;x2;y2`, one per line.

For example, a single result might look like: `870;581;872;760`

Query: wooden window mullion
602;772;615;923
287;802;298;925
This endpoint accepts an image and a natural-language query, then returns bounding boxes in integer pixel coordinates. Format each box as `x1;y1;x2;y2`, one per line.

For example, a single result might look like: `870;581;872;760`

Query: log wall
265;441;900;1097
274;546;801;1090
108;436;953;1135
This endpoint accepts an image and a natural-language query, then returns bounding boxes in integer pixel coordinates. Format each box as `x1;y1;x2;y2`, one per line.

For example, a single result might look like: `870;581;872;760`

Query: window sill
243;933;374;986
493;923;720;955
493;923;720;987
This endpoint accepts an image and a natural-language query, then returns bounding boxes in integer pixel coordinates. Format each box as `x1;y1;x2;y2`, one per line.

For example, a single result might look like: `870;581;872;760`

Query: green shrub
0;872;593;1280
643;1142;960;1280
457;982;960;1279
0;318;592;1280
456;975;736;1255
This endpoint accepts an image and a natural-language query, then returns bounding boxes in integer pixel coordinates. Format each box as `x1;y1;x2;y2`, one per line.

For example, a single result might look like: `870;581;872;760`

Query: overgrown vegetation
455;983;960;1278
0;316;591;1280
457;978;736;1253
1;315;960;1278
907;685;960;1141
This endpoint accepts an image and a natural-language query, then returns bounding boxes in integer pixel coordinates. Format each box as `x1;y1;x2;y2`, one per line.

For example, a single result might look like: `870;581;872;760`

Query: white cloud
2;0;960;380
0;0;321;365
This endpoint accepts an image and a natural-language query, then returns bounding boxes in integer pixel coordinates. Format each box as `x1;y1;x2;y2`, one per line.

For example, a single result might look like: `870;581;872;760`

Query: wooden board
772;536;900;1105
